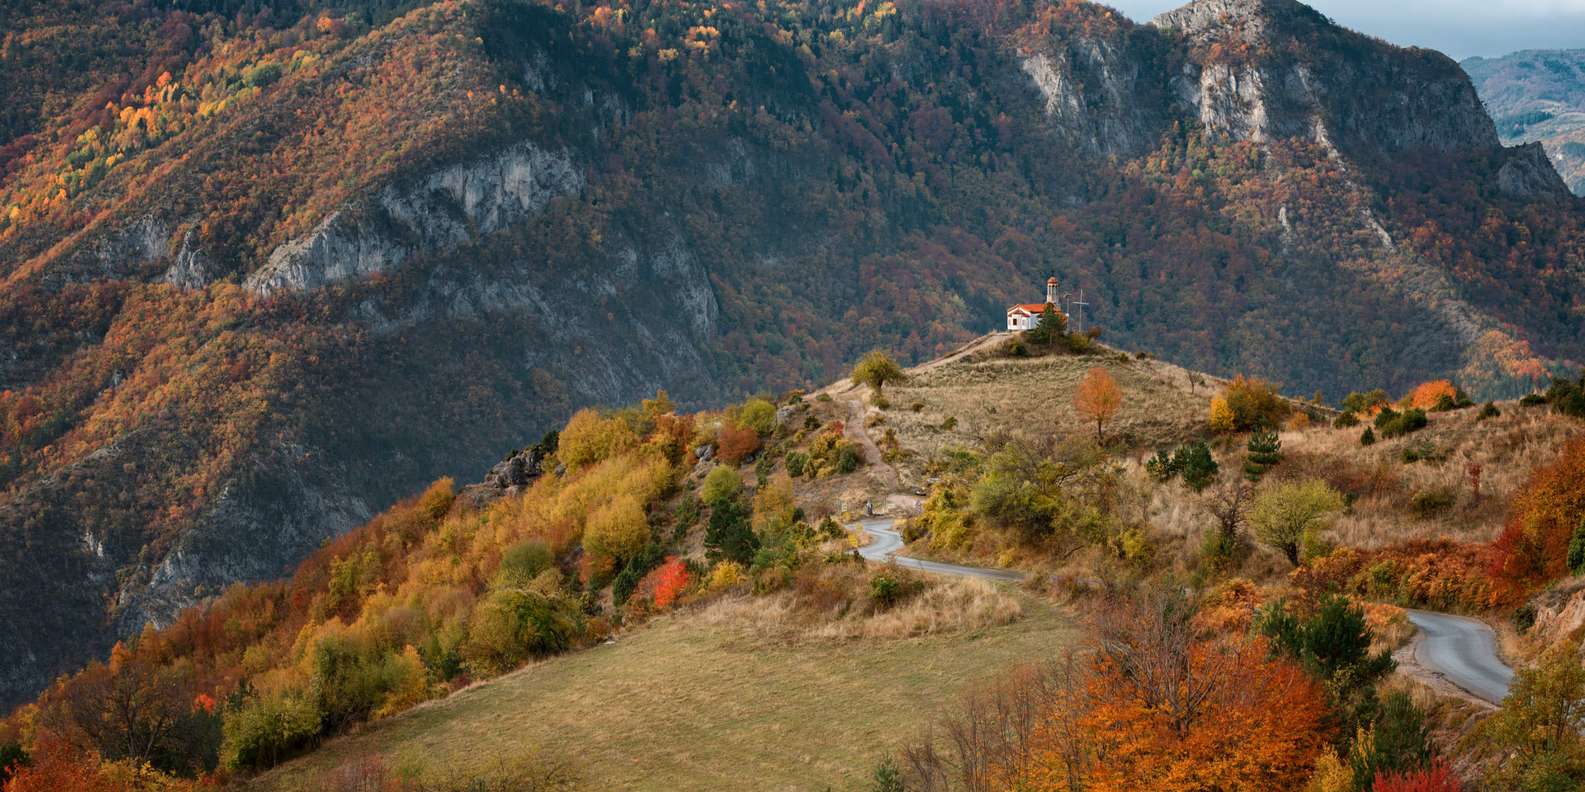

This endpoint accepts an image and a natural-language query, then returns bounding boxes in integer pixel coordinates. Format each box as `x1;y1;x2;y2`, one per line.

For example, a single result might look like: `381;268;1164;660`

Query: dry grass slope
875;345;1223;480
252;593;1074;792
1129;401;1582;571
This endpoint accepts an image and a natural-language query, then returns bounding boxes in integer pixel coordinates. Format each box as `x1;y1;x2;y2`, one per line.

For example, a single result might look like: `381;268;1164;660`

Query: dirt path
842;394;900;492
909;332;1006;373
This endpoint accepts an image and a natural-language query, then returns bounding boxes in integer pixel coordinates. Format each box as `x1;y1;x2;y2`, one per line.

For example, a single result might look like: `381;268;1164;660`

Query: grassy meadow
253;590;1075;792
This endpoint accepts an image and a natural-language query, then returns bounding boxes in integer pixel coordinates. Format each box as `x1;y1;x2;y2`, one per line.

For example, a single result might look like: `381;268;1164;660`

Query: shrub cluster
1292;541;1498;611
1148;441;1219;491
1374;407;1428;438
1217;376;1292;432
799;424;862;477
1540;372;1585;418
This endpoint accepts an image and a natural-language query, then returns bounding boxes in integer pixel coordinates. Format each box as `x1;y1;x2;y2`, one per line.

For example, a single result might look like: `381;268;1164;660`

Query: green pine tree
1243;429;1282;481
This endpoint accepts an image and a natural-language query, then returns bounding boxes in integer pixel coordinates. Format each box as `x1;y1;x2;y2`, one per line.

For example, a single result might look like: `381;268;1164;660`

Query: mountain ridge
1;0;1583;708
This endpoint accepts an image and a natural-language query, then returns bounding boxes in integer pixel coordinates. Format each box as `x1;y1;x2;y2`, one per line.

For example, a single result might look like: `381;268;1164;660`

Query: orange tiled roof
1008;302;1058;314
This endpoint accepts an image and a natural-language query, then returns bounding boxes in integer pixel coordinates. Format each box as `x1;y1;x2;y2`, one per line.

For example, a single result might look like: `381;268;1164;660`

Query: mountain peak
1151;0;1327;37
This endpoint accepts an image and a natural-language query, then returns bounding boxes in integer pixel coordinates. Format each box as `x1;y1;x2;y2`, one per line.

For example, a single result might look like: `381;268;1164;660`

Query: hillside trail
827;331;1006;496
831;337;1028;581
842;394;901;494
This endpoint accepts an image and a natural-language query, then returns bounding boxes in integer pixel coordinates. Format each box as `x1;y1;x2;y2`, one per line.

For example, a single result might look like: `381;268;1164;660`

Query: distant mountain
1464;49;1585;195
3;0;1584;708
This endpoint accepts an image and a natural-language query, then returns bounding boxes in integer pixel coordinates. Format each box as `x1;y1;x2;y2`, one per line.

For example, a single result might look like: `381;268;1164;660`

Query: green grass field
253;593;1075;791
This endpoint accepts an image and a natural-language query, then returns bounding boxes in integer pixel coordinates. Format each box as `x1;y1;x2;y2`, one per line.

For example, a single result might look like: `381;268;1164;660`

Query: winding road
1403;609;1514;705
852;516;1026;582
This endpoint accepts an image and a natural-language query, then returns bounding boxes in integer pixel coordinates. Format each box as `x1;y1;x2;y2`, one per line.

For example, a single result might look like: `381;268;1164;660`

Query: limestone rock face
1149;0;1509;160
1020;38;1177;159
1527;578;1585;649
245;142;583;296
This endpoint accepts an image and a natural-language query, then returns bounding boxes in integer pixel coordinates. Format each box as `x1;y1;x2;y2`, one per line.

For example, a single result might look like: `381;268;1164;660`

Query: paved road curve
852;516;1025;583
1405;609;1514;705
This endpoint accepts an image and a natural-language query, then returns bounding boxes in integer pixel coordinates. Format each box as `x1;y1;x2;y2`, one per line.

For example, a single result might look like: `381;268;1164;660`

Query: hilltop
5;0;1585;711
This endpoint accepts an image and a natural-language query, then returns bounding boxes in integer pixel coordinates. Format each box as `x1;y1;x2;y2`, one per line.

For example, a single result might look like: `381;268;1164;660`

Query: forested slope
2;0;1583;707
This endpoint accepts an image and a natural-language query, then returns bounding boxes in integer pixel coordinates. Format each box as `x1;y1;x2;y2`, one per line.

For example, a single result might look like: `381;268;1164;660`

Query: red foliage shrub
2;737;113;792
1372;760;1461;792
636;557;691;610
716;424;760;464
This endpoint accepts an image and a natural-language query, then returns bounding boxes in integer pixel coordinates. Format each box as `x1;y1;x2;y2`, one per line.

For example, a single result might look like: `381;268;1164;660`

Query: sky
1105;0;1585;60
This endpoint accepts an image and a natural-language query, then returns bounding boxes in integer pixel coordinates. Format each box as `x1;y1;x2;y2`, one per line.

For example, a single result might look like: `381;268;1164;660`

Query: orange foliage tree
1001;588;1329;792
1077;640;1328;791
715;424;760;464
1074;367;1123;441
1405;380;1457;410
1489;436;1585;596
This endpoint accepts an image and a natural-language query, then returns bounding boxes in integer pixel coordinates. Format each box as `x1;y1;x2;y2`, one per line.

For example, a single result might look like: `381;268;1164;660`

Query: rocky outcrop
161;230;212;290
48;216;174;284
1152;0;1504;158
1523;577;1585;660
1463;49;1585;197
244;142;582;295
1498;142;1572;200
115;443;375;631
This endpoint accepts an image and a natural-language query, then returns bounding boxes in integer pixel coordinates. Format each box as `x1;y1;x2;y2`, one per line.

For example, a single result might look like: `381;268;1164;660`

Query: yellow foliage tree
1209;396;1235;433
558;408;638;470
851;349;906;396
373;645;432;718
1305;748;1353;792
582;493;649;563
752;472;798;538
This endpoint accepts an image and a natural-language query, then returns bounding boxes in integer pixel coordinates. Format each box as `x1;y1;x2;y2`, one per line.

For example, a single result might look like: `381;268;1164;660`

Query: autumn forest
3;0;1585;789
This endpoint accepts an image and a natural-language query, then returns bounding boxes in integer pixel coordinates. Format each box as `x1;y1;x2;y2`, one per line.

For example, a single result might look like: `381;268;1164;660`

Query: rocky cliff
1464;49;1585;196
1;0;1582;707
